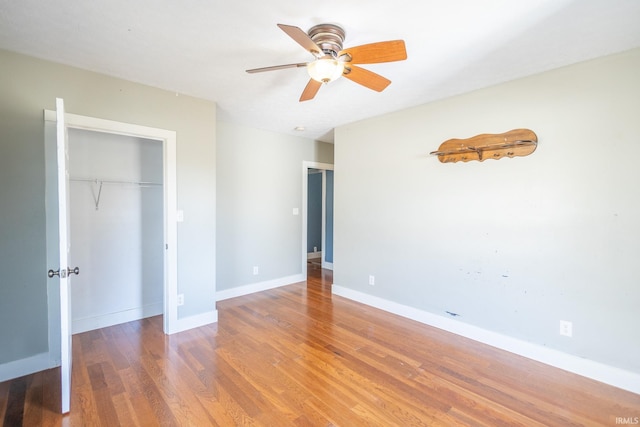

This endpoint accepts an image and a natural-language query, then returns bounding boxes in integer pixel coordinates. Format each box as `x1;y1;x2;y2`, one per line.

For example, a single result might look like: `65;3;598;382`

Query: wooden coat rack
430;129;537;163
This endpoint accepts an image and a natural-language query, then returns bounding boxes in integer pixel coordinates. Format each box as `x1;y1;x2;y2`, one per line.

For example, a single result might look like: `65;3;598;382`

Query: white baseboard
216;274;304;301
332;284;640;395
72;302;163;334
322;261;334;270
0;352;58;382
169;309;218;335
307;252;322;259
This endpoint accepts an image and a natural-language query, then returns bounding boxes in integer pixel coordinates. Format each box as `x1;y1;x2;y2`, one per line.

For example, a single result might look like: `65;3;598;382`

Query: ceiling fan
246;23;407;102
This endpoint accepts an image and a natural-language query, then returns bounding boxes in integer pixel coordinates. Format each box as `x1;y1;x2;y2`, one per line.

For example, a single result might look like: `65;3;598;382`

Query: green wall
0;49;216;371
334;48;640;374
216;121;334;291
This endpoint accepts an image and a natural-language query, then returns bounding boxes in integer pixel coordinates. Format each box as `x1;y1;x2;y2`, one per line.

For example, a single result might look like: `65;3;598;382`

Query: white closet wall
68;129;164;333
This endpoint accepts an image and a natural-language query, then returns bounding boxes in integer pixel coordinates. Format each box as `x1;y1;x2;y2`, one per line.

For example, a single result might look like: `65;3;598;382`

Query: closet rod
70;177;162;210
70;177;162;187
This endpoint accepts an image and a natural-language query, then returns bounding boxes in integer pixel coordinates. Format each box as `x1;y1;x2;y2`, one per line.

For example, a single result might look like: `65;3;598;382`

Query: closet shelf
70;177;162;187
70;177;162;210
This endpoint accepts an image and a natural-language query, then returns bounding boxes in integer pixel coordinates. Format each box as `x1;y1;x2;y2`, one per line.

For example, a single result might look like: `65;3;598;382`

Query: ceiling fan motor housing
308;24;345;57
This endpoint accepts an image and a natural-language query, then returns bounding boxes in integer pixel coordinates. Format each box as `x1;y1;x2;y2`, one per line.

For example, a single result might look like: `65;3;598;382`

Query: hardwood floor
2;262;639;426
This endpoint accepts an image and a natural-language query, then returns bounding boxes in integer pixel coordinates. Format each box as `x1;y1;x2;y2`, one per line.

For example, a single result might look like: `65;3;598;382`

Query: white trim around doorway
44;110;179;335
302;161;334;279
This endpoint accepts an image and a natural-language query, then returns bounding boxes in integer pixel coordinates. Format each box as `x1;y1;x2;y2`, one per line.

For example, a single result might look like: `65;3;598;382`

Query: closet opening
68;129;164;333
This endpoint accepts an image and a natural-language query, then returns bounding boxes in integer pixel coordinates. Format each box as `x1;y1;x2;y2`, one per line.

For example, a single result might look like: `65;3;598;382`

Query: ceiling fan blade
343;65;391;92
339;40;407;64
300;79;322;102
278;24;324;58
246;63;307;73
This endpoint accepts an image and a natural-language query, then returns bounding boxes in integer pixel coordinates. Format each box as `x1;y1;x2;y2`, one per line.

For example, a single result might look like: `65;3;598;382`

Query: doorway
44;110;179;338
302;161;334;280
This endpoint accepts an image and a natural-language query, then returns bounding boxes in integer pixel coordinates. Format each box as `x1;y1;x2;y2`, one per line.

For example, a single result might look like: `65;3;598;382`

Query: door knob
47;267;79;278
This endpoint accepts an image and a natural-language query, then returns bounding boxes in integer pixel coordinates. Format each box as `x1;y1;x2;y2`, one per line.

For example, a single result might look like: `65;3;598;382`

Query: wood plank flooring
1;263;639;426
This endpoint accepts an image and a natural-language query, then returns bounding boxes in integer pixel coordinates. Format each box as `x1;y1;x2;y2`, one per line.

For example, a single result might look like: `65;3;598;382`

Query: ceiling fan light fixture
307;58;345;83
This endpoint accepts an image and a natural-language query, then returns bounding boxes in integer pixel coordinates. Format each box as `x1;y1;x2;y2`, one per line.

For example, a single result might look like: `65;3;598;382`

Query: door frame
301;161;334;279
44;110;179;334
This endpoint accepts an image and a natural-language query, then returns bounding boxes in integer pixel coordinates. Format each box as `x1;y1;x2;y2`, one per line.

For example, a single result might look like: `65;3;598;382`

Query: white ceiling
1;0;639;143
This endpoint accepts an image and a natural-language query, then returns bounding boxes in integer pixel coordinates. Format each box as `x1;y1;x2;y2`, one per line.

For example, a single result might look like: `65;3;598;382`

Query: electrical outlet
559;320;572;337
314;246;317;253
253;266;259;275
369;275;375;286
177;294;184;306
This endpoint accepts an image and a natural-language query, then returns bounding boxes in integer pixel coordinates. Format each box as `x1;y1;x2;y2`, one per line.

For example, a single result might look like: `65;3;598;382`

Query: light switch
176;210;184;222
293;208;299;216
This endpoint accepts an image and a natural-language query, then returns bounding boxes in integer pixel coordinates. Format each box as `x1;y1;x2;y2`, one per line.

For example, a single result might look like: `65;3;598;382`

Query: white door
50;97;76;413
